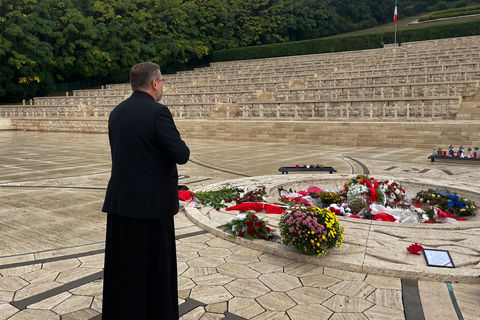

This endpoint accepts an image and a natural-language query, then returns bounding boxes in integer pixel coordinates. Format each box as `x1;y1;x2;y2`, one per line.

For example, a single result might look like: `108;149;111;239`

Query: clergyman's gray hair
130;62;161;91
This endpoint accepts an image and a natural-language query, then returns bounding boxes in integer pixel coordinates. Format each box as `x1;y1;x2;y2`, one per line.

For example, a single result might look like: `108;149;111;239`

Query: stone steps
456;102;480;119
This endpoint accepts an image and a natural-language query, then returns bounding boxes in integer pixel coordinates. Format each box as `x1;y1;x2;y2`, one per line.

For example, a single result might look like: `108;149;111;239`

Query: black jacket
102;91;190;219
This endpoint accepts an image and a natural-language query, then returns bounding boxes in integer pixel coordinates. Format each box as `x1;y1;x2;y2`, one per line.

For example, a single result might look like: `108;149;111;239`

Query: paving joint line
189;158;251;177
0;185;106;191
344;156;370;175
89;298;247;320
0;249;105;270
337;155;355;174
0;230;208;269
10;271;104;310
446;282;465;320
1;171;111;184
402;278;425;320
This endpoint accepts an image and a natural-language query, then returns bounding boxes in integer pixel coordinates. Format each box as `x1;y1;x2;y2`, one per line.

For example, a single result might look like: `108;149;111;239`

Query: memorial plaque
423;249;455;268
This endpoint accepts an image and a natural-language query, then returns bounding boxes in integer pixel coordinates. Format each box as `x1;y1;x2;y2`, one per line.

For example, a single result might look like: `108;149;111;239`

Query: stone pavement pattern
0;131;479;319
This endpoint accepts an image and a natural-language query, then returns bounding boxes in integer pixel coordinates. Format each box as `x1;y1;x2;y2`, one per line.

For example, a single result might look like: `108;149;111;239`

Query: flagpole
394;0;398;46
395;22;397;46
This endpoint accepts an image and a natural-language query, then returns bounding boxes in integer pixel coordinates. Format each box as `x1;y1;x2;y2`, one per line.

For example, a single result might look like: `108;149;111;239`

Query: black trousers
102;213;178;320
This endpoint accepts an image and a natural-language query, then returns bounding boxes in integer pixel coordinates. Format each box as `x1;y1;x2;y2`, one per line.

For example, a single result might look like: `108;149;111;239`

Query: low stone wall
12;118;108;133
0;118;13;130
175;120;480;148
10;118;480;148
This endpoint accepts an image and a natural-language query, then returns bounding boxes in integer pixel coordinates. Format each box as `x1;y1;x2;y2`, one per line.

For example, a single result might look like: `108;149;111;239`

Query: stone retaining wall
8;118;480;148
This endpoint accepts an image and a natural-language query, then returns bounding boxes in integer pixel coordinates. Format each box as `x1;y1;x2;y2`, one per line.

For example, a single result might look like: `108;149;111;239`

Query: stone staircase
456;88;480;119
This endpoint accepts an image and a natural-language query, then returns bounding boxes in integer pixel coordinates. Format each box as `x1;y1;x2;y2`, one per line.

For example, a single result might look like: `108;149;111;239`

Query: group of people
433;145;480;158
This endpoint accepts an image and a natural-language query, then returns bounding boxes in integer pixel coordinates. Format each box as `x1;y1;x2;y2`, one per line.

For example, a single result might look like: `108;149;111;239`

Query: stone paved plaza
1;130;480;319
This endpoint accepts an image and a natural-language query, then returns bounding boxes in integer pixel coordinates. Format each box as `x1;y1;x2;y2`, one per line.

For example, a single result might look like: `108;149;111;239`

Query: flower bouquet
344;175;385;205
195;186;242;209
234;186;267;204
379;179;406;206
413;189;476;216
279;205;345;256
218;212;275;240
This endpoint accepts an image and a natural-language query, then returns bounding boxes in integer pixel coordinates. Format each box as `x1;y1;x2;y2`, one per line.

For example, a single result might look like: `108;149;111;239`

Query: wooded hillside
0;0;476;102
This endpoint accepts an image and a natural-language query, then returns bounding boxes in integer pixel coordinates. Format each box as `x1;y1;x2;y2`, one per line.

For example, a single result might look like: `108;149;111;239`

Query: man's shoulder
153;102;171;114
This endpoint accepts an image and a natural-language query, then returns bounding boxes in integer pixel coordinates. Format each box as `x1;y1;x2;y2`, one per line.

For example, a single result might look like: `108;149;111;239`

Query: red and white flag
394;0;398;23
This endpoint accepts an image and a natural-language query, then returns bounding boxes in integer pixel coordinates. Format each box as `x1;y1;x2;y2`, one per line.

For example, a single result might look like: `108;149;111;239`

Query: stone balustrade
73;89;132;97
168;104;215;119
33;96;125;106
0;105;115;118
307;70;480;87
277;81;478;101
232;97;460;120
161;91;260;104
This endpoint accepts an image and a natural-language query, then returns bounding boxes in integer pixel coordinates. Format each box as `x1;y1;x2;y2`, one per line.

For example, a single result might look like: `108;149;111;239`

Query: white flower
232;225;238;232
235;213;247;221
347;184;369;203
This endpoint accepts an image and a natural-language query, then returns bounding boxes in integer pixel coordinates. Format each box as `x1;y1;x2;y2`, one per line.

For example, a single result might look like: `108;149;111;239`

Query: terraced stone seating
2;36;480;138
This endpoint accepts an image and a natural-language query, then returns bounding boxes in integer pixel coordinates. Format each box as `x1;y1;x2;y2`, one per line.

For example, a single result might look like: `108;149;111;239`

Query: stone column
406;103;410;118
276;105;280;118
226;106;230;119
294;106;299;118
22;99;25;106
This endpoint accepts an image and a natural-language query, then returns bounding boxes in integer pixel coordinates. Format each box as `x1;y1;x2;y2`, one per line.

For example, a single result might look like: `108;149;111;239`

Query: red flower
268;235;274;240
247;226;255;234
255;222;263;229
238;231;245;237
258;234;264;239
252;215;258;220
407;243;423;255
247;219;253;226
266;227;271;232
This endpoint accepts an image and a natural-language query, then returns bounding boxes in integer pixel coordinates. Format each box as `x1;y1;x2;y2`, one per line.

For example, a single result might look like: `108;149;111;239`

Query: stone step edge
184;205;480;284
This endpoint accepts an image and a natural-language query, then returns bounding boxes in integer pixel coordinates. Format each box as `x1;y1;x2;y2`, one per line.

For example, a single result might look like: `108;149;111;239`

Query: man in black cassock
101;61;190;319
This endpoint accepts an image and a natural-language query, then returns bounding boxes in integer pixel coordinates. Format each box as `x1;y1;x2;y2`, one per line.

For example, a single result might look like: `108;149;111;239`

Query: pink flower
289;227;294;233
